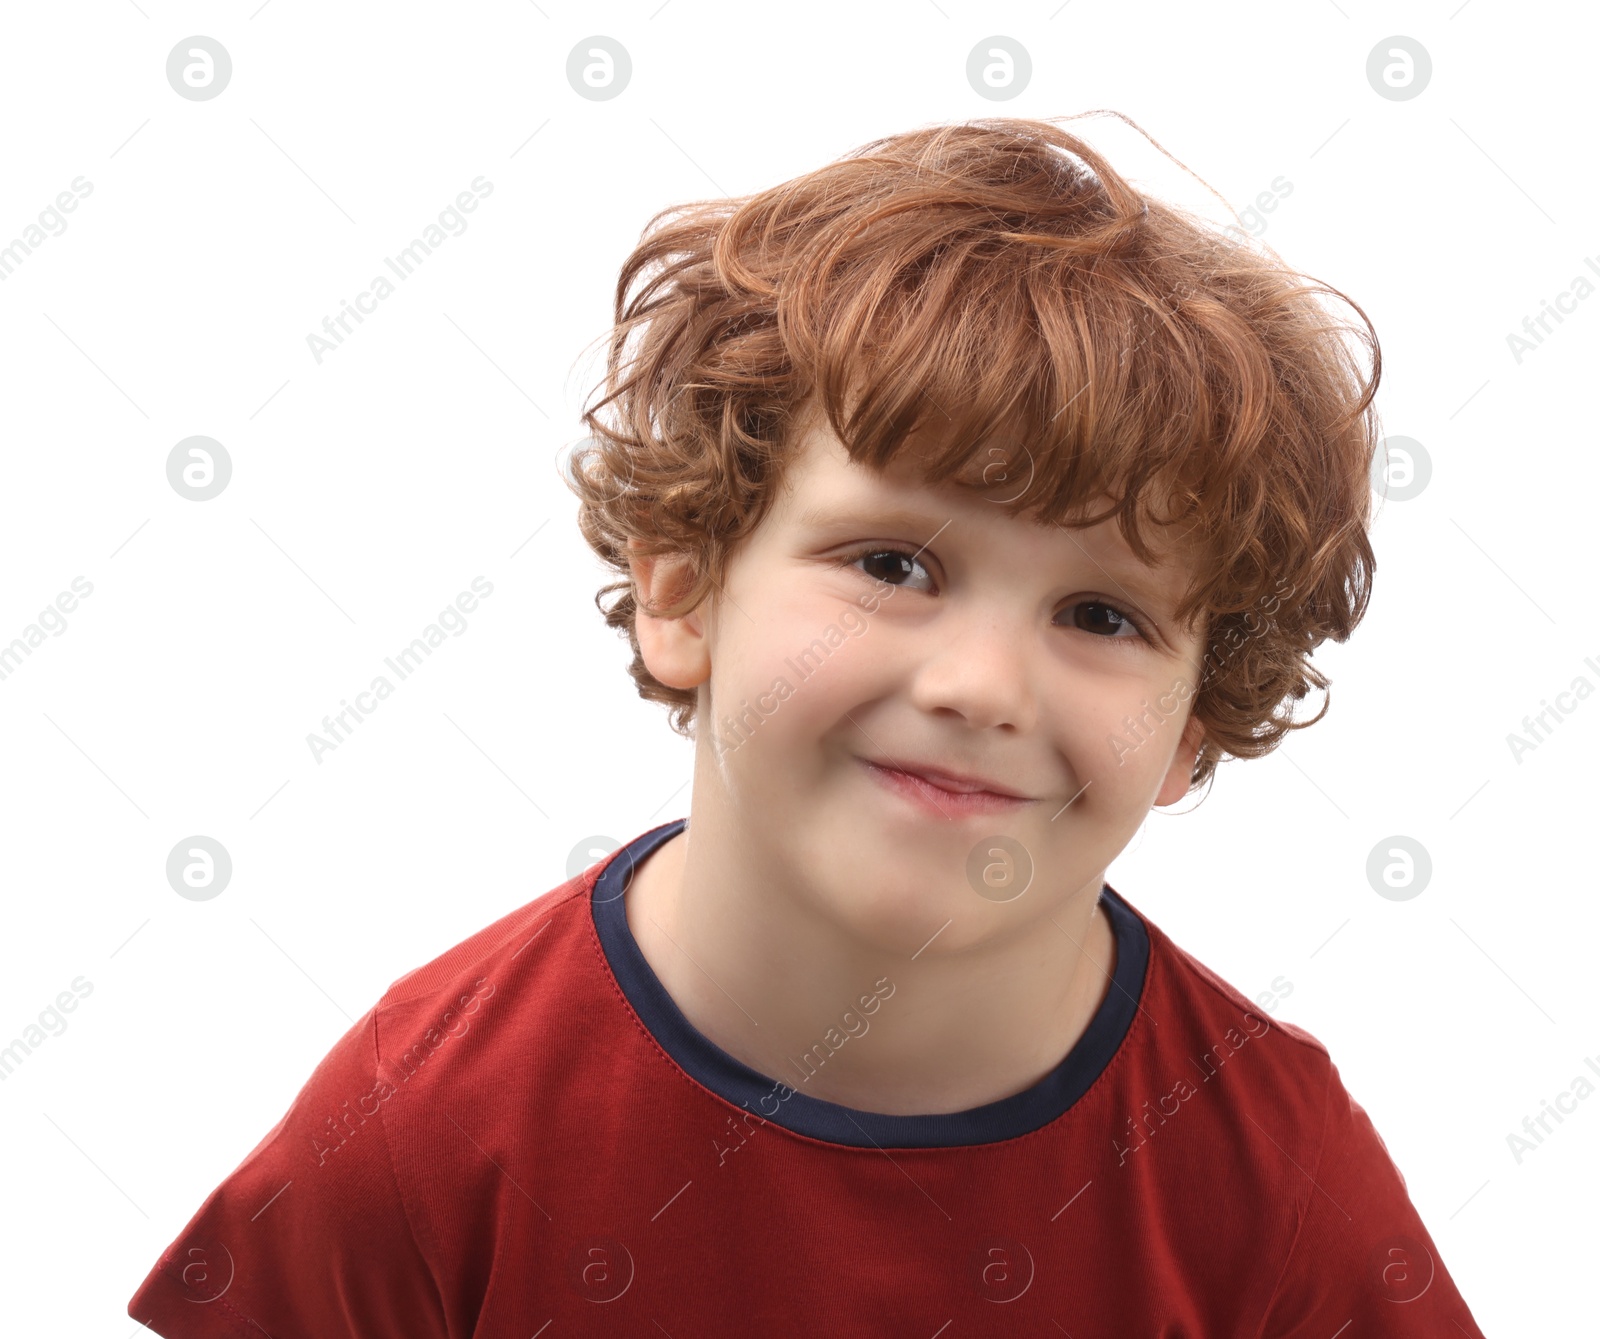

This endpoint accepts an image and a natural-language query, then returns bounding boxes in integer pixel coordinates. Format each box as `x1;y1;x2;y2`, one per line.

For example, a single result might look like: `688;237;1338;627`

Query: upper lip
861;756;1032;799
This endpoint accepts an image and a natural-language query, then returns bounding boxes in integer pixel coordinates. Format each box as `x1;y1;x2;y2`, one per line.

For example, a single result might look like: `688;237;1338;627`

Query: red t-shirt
127;816;1486;1336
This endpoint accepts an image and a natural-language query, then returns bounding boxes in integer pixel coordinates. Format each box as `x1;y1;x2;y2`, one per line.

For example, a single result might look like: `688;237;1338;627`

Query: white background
1;2;1593;1333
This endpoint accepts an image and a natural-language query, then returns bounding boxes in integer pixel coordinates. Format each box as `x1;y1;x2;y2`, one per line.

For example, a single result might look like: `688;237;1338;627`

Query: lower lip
857;759;1033;818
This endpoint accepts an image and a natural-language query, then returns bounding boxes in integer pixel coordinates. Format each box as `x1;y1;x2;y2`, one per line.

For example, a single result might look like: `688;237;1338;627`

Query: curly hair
564;114;1381;796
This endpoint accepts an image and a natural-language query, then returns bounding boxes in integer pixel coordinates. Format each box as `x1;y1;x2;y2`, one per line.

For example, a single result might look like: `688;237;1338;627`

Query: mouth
856;757;1035;818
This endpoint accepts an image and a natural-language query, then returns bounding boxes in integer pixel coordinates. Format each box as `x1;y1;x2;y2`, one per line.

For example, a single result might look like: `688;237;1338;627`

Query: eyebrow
793;501;954;539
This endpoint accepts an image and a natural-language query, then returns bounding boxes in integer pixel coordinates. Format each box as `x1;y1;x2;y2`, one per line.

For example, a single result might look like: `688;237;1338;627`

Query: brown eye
1060;601;1146;642
837;547;934;592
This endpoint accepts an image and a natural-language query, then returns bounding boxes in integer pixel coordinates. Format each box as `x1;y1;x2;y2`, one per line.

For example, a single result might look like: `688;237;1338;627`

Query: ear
1153;712;1205;808
626;540;712;691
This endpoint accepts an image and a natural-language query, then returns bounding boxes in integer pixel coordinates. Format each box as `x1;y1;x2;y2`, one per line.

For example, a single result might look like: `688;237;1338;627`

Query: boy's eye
832;546;1150;644
838;547;934;592
1060;601;1145;642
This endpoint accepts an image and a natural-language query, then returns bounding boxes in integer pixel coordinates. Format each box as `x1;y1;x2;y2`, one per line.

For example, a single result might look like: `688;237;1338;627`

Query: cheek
707;595;878;753
1052;686;1188;798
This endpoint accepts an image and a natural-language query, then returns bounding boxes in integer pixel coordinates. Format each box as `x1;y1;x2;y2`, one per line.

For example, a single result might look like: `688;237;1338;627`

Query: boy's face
631;420;1209;955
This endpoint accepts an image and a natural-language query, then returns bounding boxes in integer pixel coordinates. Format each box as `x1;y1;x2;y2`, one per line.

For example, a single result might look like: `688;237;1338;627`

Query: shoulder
364;853;620;1110
377;863;594;1022
1137;906;1333;1067
1137;918;1488;1333
229;852;612;1190
125;855;618;1337
1111;896;1340;1172
383;851;603;1007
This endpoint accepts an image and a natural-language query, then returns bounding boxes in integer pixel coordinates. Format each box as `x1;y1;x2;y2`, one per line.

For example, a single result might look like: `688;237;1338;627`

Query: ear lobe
1153;712;1205;808
627;545;712;691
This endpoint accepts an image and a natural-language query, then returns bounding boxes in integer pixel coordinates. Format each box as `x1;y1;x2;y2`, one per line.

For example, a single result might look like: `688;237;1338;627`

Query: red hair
567;115;1381;795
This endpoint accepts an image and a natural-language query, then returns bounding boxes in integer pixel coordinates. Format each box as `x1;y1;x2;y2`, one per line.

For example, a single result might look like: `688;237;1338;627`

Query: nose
902;597;1039;734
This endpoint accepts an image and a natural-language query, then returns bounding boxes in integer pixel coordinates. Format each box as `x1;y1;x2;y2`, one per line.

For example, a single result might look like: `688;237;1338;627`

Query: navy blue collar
591;817;1150;1148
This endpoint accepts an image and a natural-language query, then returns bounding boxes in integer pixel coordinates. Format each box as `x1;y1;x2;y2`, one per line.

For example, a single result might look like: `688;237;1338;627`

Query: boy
128;117;1486;1335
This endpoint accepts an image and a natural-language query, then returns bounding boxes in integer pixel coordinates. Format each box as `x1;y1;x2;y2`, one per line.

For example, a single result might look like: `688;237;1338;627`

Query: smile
856;758;1035;818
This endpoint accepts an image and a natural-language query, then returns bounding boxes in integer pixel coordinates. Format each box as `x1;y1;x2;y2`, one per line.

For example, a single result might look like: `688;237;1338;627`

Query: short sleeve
126;1007;449;1339
1256;1061;1486;1337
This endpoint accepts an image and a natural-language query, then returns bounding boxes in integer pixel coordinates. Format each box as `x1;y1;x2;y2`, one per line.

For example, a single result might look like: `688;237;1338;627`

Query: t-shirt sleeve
1256;1059;1486;1337
125;1007;449;1339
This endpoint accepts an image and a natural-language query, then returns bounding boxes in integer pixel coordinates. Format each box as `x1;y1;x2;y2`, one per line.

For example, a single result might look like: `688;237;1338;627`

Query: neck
623;811;1118;1117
